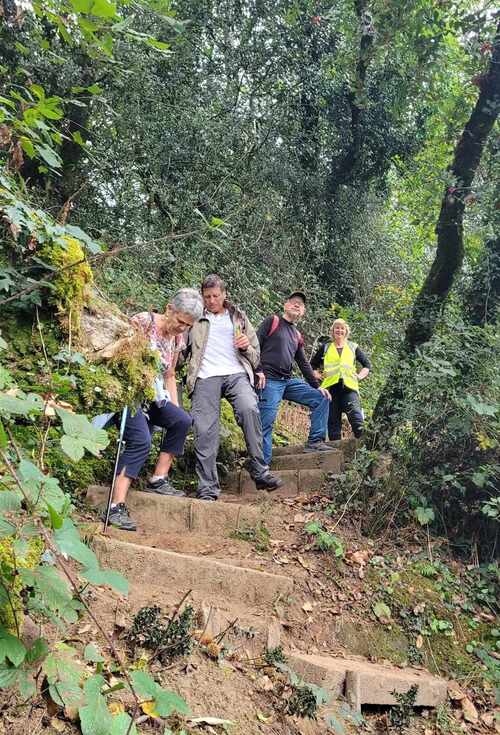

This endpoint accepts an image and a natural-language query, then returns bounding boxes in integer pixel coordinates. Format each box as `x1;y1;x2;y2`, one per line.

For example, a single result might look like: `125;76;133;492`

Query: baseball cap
287;290;307;305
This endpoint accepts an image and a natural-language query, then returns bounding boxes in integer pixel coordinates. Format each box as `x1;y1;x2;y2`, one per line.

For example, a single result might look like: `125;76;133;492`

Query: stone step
222;468;327;496
271;448;343;473
272;438;357;459
86;485;264;535
94;535;293;609
289;653;447;710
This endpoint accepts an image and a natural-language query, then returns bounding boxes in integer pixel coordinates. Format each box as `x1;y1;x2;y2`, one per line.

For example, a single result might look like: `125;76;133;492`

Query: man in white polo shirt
186;274;282;500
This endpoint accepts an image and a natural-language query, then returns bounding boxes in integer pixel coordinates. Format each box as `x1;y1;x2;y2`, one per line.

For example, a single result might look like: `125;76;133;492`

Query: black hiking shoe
143;478;186;497
303;440;334;453
103;503;137;531
254;472;284;492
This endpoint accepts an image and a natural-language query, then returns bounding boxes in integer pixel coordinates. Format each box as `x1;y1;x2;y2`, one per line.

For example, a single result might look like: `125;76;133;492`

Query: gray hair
171;288;204;320
201;273;226;293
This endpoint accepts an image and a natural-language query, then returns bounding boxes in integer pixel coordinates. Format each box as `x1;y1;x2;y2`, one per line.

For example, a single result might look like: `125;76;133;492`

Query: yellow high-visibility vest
321;341;359;392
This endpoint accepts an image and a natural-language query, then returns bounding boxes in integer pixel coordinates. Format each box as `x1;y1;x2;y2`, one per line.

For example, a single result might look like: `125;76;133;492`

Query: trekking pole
103;406;128;534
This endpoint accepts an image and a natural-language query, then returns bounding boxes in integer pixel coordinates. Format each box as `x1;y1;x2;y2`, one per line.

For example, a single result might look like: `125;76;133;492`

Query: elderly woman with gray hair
105;288;204;531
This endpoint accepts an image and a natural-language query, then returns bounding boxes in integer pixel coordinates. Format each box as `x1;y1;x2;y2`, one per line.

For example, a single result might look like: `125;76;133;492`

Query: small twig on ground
214;618;239;645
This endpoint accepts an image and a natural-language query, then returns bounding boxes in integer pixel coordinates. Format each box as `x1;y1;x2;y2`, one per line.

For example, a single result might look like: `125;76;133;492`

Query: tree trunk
373;21;500;438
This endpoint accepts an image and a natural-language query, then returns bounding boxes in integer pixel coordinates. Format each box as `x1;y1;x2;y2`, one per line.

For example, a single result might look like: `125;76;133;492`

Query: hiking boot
103;503;137;531
196;495;217;502
143;478;186;497
303;440;334;453
254;472;284;491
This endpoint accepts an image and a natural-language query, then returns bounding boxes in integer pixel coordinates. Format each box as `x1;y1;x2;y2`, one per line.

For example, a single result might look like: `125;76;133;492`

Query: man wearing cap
255;292;332;465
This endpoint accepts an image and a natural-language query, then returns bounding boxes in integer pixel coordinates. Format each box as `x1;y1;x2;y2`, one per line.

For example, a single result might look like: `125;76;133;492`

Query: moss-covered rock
39;237;93;333
0;535;44;634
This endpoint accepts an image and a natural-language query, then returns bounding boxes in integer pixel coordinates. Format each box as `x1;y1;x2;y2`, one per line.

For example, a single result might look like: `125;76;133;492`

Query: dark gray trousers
191;373;267;499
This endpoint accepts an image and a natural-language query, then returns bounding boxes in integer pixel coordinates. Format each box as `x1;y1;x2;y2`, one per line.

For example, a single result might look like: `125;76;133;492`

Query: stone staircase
86;439;447;712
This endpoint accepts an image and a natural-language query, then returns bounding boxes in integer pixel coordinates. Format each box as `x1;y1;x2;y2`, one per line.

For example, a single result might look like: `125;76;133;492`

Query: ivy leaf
0;491;21;512
465;394;498;416
25;638;49;665
36;144;62;168
0;391;43;416
81;566;128;596
0;628;27;666
110;713;137;735
43;644;85;707
372;601;392;623
0;663;20;688
91;0;117;18
54;519;97;569
84;643;104;663
57;409;109;459
64;225;103;254
18;459;67;513
0;517;16;538
415;506;435;526
20;566;78;623
130;671;189;717
79;674;112;735
60;435;84;461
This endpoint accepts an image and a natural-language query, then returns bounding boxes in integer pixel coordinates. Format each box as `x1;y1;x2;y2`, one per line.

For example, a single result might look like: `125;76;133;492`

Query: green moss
0;535;44;634
78;364;124;414
39;236;93;332
367;561;498;683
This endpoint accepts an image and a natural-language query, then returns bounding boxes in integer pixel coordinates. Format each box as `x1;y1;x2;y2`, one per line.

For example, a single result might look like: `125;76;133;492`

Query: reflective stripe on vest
321;341;359;392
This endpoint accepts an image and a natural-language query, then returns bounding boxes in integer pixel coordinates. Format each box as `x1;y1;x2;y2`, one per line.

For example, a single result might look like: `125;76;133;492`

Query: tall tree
373;21;500;439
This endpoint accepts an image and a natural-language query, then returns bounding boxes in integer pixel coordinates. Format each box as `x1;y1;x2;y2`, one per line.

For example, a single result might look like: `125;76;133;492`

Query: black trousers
327;383;363;440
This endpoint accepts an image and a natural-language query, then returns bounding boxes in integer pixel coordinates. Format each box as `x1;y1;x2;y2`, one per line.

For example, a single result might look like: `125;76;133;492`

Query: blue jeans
258;378;329;465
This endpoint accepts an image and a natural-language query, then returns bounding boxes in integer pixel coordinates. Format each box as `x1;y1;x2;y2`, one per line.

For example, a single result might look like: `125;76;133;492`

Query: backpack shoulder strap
267;314;280;337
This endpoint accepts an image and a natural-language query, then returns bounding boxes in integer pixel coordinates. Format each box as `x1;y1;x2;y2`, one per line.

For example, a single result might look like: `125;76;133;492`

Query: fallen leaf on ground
350;550;369;565
448;681;465;700
461;696;478;723
108;701;124;716
416;635;424;649
50;720;66;733
302;601;313;612
256;711;272;723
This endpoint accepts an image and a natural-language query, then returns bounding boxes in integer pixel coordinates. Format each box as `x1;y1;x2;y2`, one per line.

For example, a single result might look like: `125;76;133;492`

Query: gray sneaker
102;503;137;531
303;440;334;453
143;478;186;497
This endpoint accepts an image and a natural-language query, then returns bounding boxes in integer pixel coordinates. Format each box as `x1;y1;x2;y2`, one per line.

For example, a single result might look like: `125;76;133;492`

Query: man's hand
256;372;266;390
318;387;331;400
234;334;250;350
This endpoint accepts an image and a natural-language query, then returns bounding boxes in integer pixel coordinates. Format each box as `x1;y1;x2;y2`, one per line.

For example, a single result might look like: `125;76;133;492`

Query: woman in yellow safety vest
310;319;371;440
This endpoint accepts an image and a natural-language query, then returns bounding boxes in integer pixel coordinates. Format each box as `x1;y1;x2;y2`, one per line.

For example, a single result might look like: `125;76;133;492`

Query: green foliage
264;646;288;667
128;605;195;662
304;521;344;557
276;662;329;720
231;522;271;552
389;684;418;732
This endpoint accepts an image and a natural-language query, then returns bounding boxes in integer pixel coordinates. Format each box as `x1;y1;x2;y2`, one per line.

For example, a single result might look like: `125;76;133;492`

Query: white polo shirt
198;310;245;379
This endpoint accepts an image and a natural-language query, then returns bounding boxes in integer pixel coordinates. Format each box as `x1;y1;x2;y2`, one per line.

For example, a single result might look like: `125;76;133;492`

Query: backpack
267;315;304;348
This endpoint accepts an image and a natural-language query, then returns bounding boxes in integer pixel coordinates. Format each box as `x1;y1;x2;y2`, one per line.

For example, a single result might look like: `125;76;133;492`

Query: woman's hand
357;368;370;381
234;334;250;350
318;387;331;400
256;372;266;390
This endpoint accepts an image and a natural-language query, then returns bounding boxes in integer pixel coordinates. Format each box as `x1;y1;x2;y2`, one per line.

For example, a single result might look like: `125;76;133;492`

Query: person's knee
174;410;193;433
135;434;152;461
